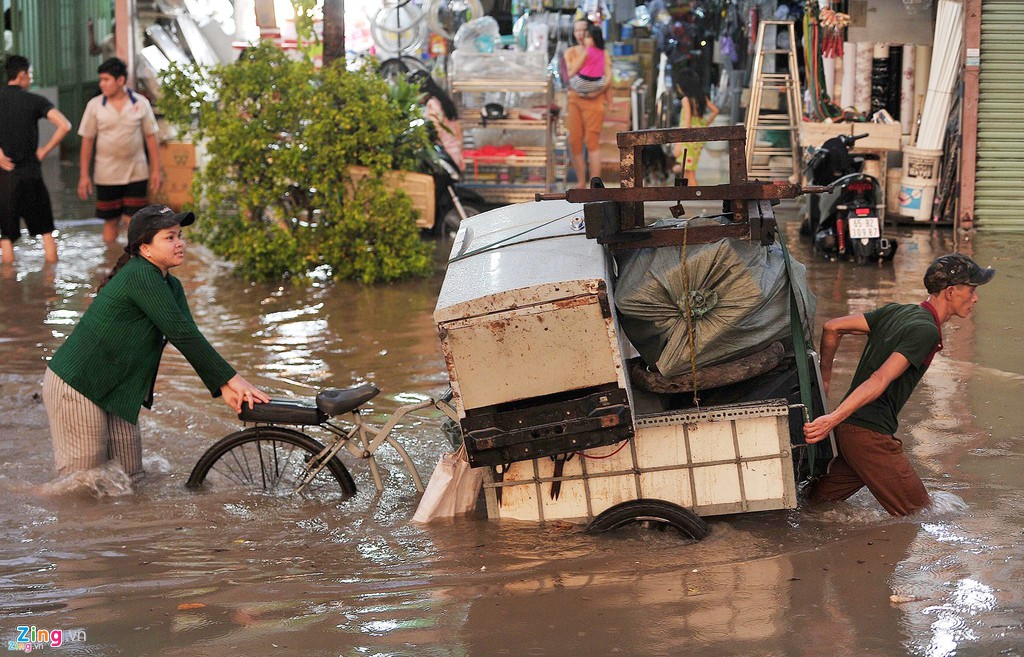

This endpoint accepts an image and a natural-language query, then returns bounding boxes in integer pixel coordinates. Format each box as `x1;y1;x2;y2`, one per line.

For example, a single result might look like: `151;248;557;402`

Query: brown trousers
808;422;929;516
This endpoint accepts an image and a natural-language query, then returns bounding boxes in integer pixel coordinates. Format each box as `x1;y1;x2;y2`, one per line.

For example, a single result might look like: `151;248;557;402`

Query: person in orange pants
564;19;611;189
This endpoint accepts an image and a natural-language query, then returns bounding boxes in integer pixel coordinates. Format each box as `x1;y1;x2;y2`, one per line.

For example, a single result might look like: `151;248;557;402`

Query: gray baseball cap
924;253;995;293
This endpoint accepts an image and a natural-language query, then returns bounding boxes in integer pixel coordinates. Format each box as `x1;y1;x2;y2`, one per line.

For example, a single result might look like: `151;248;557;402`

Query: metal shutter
976;0;1024;230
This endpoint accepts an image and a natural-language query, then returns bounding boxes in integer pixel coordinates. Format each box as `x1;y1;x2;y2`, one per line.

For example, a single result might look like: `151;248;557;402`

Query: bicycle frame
297;396;460;494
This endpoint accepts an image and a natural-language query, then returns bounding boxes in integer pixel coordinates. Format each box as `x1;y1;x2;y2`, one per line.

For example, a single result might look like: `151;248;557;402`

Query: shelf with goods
450;51;564;204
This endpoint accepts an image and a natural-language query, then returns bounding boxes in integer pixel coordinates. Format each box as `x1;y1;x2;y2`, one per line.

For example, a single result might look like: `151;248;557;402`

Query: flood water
1;172;1023;656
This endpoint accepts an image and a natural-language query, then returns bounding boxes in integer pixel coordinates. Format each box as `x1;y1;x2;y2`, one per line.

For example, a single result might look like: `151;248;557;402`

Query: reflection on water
0;209;1022;655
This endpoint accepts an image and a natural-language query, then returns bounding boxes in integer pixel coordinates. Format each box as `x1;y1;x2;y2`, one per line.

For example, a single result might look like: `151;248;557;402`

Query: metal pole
958;0;981;232
115;0;135;88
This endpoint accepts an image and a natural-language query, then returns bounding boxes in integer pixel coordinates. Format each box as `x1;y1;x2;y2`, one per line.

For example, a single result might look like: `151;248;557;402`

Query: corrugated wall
975;0;1024;230
10;0;114;150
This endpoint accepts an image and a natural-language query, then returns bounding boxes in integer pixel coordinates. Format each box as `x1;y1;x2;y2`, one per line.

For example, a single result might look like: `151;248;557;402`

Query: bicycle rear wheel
187;426;356;498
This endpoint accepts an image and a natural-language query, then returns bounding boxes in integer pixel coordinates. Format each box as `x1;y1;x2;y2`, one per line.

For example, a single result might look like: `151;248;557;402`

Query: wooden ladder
744;20;803;182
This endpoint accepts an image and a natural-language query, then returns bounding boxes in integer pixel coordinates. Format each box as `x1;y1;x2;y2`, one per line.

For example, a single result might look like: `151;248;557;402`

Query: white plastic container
898;177;937;222
902;145;942;180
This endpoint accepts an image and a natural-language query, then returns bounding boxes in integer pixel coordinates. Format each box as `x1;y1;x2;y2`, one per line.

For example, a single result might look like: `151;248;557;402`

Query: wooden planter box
151;141;196;211
348;165;435;230
150;148;437;229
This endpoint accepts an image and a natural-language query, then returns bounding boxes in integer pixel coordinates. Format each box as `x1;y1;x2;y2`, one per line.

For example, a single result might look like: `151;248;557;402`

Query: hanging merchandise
370;2;428;57
817;5;848;58
581;0;610;25
427;0;484;41
453;16;501;53
803;0;843;121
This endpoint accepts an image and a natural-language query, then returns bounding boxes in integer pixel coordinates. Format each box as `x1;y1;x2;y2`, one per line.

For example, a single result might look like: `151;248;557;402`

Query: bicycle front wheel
187;427;356;498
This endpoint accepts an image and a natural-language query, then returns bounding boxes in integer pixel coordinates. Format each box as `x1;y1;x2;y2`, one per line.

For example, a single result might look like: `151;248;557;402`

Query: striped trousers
42;368;144;482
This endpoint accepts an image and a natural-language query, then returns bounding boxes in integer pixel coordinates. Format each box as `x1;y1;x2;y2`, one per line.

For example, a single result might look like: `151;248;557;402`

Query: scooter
421;142;485;237
801;133;897;263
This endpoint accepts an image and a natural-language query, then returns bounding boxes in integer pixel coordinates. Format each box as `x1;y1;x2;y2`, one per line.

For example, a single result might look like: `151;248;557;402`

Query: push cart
433;126;836;538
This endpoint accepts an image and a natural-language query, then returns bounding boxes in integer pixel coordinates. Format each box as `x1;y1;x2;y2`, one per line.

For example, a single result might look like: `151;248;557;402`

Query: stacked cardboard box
599;88;632;183
151;142;196;211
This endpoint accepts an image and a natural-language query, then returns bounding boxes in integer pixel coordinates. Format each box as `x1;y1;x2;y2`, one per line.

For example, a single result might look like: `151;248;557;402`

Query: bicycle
186;383;459;498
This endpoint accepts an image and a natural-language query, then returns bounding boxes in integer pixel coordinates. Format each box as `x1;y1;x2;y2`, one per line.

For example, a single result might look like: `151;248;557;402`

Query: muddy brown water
1;190;1022;656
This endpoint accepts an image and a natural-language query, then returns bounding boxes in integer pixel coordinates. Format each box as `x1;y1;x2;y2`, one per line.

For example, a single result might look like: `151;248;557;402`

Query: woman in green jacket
43;204;269;482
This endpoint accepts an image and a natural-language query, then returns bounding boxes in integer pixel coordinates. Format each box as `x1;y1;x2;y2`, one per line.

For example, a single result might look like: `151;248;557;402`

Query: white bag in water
614;235;815;378
412;444;483;523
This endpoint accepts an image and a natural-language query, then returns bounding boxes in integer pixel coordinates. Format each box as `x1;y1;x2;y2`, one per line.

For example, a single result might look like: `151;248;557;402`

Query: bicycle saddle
316;383;380;417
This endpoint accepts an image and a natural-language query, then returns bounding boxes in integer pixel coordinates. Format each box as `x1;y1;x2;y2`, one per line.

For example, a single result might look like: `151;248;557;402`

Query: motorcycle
421;142;485;237
801;132;897;263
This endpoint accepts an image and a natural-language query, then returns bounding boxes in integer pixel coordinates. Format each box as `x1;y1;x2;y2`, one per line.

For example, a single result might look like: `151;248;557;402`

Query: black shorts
96;180;149;220
0;170;55;242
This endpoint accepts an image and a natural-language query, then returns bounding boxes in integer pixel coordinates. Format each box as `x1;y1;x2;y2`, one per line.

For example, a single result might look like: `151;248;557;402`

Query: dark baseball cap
127;204;195;247
924;253;996;293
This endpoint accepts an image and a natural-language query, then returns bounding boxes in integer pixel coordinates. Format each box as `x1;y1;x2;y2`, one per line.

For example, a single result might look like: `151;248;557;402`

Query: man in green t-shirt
803;253;995;515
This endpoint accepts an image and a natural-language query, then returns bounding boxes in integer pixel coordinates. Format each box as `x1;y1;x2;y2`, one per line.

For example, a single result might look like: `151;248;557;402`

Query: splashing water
918;490;969;517
142;453;172;475
32;463;134;498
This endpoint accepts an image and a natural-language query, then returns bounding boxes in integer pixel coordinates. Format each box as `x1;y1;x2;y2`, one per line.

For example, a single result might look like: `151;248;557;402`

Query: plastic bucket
902;145;942;180
898;177;937;222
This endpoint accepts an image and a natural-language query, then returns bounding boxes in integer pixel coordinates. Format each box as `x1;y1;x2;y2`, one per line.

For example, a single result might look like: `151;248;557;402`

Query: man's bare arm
78;136;95;199
804;352;911;443
37;108;72;162
818;313;870;396
144;133;162;193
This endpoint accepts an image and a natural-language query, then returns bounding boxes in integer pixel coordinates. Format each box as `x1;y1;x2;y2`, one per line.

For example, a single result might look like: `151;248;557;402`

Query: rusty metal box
434;201;635;466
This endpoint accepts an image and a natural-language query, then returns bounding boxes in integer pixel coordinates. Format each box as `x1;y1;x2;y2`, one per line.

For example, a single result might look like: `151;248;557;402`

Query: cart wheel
586;499;710;540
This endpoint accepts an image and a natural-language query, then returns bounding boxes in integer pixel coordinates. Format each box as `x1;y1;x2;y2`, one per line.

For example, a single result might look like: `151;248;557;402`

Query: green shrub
159;41;433;284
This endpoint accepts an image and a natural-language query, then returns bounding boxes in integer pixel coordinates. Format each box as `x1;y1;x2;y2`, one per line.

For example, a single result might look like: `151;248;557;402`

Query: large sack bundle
614;235;815;378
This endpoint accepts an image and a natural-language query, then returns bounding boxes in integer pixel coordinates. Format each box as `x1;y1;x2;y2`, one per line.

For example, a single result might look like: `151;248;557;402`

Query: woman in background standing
672;69;719;186
564;19;611;189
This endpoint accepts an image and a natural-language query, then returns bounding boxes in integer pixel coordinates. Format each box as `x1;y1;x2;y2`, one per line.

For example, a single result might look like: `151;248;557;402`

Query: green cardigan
48;257;236;423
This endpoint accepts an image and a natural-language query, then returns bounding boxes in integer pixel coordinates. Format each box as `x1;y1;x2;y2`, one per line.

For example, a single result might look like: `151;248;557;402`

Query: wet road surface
1;173;1022;656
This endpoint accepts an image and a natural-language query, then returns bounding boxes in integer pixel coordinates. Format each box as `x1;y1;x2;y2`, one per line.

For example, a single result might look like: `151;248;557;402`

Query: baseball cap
127;204;195;247
924;253;996;293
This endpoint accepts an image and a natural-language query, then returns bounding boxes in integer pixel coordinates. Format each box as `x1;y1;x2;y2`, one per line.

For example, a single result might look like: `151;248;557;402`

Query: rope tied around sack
680;220;700;409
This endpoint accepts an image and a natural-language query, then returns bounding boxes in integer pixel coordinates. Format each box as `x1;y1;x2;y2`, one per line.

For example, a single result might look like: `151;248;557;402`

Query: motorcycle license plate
848;215;880;239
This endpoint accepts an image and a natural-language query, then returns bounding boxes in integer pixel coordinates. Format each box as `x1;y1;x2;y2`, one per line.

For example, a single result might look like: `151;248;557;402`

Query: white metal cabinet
434;201;635;466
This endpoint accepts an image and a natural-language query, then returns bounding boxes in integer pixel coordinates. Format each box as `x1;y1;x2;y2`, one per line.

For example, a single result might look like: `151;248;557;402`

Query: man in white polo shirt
78;58;161;243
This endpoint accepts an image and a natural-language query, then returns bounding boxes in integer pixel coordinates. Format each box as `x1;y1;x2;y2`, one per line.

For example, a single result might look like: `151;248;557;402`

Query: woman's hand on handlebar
221;374;271;413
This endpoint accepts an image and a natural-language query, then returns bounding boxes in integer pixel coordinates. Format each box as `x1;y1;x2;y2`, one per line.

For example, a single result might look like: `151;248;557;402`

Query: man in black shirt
0;54;71;264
